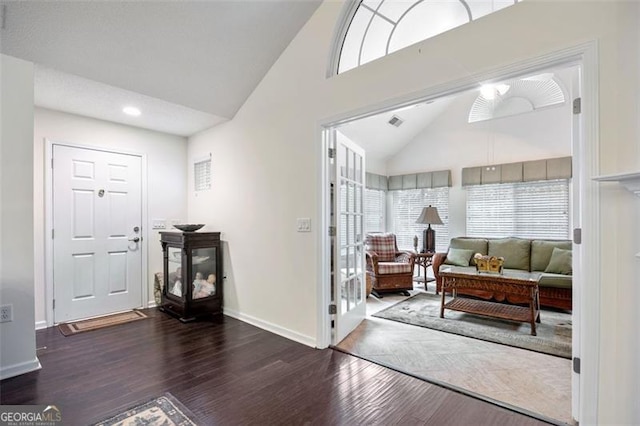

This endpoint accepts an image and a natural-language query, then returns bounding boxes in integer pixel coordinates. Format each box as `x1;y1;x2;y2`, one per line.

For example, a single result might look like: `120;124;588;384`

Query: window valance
365;172;388;190
462;157;572;186
388;170;451;190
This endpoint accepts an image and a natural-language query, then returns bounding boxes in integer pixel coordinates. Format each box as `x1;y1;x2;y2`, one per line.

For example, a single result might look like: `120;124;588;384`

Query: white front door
333;131;366;343
53;144;143;323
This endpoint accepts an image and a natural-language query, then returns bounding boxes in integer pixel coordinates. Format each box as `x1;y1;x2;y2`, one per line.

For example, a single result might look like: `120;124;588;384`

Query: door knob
128;237;141;243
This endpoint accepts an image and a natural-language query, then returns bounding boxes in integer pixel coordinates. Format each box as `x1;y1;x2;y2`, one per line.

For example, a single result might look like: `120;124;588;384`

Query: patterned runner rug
58;310;148;336
373;293;571;358
92;393;199;426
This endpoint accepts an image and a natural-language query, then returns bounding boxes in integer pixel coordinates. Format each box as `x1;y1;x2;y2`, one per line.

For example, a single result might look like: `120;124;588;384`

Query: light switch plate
152;219;166;230
296;218;311;232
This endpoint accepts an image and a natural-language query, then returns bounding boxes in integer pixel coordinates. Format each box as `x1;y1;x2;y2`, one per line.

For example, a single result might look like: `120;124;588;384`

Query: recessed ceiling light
123;106;141;116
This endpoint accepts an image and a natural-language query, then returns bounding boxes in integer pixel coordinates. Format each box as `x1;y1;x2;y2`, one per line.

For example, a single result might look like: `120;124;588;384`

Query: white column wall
186;1;637;423
0;54;40;379
33;108;188;325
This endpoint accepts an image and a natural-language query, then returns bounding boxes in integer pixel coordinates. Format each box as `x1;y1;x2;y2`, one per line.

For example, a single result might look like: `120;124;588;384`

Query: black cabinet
160;231;222;322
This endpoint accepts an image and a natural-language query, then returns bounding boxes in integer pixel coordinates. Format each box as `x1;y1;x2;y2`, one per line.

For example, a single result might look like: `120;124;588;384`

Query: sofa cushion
545;247;572;275
531;240;572;272
449;238;488;265
377;262;413;275
444;248;475;267
539;273;573;289
488;238;531;270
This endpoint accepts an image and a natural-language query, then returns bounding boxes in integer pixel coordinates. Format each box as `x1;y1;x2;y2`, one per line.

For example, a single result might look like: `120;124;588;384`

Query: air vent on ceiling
388;115;404;127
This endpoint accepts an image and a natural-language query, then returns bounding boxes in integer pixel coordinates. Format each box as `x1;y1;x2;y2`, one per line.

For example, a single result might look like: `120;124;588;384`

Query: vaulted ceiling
0;1;322;136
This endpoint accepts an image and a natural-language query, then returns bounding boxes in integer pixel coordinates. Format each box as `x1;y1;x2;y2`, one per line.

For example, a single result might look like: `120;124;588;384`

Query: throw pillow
444;248;475;267
545;247;572;275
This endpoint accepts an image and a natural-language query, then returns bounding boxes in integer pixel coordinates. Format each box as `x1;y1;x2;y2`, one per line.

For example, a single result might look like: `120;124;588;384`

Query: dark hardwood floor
0;309;551;425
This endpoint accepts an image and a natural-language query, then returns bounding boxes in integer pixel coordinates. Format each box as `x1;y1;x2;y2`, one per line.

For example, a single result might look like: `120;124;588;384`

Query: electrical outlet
0;304;13;323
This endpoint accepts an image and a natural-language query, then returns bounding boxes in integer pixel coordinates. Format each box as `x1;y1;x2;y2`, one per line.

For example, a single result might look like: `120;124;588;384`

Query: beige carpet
58;310;148;336
373;293;571;358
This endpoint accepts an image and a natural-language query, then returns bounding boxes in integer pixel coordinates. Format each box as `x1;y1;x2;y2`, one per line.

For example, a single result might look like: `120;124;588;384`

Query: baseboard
35;320;48;330
147;300;158;309
0;357;42;380
223;307;316;348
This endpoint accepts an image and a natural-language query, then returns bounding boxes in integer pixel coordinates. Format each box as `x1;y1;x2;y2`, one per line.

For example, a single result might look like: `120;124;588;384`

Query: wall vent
388;115;404;127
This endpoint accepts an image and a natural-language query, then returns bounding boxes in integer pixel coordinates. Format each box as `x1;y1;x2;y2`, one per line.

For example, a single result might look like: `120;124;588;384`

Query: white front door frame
316;41;600;424
44;139;149;327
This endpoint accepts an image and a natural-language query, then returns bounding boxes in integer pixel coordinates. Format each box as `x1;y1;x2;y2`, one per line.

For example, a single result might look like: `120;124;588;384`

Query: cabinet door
191;247;218;300
166;246;184;298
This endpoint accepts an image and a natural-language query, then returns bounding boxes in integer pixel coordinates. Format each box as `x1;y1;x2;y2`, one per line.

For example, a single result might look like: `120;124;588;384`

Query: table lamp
415;205;443;253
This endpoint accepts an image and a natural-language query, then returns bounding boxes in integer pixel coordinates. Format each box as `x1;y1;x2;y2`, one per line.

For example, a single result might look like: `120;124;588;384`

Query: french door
332;131;366;343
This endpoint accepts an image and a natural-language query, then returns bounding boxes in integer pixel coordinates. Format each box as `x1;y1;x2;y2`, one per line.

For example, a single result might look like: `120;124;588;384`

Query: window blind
390;187;449;252
364;188;386;234
466;180;570;239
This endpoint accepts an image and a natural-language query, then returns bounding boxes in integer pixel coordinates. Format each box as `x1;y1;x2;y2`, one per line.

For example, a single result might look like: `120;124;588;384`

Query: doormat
58;310;148;336
373;293;571;358
91;393;199;426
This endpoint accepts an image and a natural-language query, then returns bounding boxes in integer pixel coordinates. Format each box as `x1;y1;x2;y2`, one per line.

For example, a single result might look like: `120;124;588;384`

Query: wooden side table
413;252;435;292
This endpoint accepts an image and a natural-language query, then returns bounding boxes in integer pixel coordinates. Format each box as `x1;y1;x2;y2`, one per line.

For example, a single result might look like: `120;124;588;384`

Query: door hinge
328;304;337;315
573;228;582;245
52;229;54;239
53;299;55;310
328;148;335;159
573;97;582;114
328;226;336;237
573;357;580;374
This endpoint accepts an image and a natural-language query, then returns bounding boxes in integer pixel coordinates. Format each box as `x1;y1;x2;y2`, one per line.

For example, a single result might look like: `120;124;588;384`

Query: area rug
58;310;148;336
373;293;571;358
92;393;199;426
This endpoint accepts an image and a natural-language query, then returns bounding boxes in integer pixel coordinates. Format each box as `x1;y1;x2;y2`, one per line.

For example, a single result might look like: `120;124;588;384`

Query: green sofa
432;237;572;311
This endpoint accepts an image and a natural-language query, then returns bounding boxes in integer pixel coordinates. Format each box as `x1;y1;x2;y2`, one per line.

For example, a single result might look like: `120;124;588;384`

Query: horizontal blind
364;188;386;234
466;180;570;239
391;188;449;252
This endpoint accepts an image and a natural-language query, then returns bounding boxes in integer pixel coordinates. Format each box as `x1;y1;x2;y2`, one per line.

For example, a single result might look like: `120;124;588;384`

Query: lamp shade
415;205;443;225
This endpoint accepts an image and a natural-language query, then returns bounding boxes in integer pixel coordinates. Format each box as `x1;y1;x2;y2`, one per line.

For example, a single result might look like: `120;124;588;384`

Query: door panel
333;131;366;343
53;145;142;323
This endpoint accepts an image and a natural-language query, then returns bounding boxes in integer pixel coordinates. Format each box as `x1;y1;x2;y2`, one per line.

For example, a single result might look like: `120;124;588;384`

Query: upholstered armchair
365;233;416;298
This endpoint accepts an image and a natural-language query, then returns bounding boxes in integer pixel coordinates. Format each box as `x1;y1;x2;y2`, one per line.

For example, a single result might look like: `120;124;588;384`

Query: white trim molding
35;321;48;330
0;358;42;381
223;308;317;348
593;172;640;197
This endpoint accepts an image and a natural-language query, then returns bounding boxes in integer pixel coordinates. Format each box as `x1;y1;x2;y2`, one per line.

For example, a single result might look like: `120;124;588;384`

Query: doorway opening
320;45;600;424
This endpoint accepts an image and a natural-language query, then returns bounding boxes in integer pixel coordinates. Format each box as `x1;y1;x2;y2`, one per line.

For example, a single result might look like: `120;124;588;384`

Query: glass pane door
334;131;366;343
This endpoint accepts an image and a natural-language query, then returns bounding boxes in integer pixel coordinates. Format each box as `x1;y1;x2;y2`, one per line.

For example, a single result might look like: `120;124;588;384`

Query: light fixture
123;106;141;117
415;205;443;253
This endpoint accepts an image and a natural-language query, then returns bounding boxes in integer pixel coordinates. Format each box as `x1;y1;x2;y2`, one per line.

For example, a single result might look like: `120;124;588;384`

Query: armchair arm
395;251;416;268
432;252;448;293
365;250;379;273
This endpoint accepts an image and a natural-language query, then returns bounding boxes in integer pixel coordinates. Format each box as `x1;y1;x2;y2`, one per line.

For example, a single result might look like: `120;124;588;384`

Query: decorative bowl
173;224;205;232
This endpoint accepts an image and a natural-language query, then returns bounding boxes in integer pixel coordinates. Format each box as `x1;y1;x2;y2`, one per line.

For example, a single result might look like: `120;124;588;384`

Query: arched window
335;0;520;75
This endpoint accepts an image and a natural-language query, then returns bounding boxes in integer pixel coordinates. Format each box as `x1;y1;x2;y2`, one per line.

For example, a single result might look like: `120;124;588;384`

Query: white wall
187;0;639;423
33;108;188;326
0;54;40;379
387;87;573;238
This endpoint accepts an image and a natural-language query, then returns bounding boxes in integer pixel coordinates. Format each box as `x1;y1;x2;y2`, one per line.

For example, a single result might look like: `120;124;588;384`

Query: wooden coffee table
439;266;541;335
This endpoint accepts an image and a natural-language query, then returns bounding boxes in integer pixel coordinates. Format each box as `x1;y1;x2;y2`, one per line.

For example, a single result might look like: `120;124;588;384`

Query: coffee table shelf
444;298;535;324
439;266;541;336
